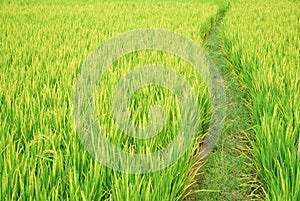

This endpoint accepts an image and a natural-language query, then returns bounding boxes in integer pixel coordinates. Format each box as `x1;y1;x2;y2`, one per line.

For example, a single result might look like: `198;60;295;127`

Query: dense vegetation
221;0;299;200
0;0;299;200
0;1;217;200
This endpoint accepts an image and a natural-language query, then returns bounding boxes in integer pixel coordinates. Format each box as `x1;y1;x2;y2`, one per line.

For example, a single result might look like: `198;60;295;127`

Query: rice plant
221;0;300;200
0;1;220;200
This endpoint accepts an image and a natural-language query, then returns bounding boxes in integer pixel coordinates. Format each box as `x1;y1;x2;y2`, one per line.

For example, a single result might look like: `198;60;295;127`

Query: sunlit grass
0;1;219;200
221;0;300;200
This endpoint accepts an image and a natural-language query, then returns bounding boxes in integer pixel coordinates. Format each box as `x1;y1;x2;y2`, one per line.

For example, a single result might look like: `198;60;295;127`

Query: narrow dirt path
186;3;253;200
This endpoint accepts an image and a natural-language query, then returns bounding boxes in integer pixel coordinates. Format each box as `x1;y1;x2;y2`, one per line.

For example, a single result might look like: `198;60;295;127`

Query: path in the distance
185;4;252;200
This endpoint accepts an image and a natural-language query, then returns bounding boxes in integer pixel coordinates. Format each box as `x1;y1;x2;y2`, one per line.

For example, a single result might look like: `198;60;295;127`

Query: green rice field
0;0;299;200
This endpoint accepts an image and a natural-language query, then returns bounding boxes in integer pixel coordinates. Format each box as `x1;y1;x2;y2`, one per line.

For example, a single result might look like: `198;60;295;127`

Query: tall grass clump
221;0;299;200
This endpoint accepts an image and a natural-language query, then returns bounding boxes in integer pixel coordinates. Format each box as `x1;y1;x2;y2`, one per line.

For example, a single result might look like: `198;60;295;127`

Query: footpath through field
185;1;253;200
0;0;298;200
192;0;299;200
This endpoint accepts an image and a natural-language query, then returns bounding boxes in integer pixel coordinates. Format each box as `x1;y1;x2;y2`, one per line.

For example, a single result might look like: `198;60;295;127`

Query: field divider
184;2;252;200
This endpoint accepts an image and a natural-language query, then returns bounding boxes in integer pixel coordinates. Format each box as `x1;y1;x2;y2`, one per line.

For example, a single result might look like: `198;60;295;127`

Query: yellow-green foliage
221;0;300;200
0;1;218;200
